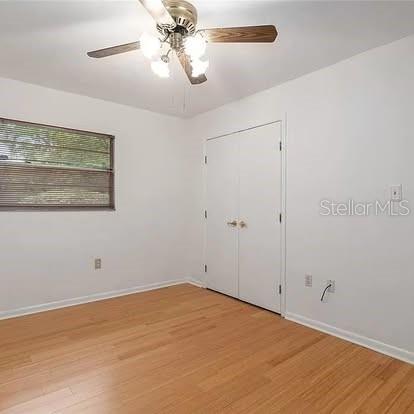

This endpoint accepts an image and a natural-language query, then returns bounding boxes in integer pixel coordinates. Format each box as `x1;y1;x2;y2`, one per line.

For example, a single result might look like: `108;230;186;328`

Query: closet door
238;123;282;312
205;137;239;297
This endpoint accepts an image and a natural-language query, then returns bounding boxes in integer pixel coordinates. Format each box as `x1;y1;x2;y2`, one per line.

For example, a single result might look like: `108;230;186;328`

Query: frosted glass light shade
185;35;207;59
151;59;170;78
140;33;161;59
191;58;209;77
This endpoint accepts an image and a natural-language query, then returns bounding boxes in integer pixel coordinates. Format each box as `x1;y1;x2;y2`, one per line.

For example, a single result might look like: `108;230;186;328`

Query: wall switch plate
327;280;335;293
305;274;313;287
95;258;102;270
391;185;402;202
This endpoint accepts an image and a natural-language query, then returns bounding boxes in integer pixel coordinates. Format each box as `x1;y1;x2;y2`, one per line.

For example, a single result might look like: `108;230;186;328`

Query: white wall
0;77;200;315
190;35;414;361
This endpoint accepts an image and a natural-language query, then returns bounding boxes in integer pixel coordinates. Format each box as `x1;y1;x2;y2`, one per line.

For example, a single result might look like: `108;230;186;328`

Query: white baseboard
187;278;206;288
0;278;190;321
286;312;414;365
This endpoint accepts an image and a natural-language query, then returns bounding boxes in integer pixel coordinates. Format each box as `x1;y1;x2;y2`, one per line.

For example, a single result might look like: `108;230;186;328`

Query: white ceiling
1;1;414;118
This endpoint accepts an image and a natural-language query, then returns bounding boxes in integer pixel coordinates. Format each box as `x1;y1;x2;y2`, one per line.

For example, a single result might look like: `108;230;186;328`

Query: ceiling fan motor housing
157;0;198;36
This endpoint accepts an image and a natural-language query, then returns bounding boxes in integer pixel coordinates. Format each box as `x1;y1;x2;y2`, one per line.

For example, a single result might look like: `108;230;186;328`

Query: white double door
206;122;282;313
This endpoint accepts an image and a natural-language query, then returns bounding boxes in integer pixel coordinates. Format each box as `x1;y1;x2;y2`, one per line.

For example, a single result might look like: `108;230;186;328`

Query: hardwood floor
0;284;413;413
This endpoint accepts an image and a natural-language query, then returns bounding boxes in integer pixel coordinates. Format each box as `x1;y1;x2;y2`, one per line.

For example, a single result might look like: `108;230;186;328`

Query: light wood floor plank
0;284;412;413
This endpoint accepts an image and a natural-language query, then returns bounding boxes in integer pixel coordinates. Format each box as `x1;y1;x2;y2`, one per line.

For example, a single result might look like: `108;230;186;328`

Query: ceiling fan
87;0;278;85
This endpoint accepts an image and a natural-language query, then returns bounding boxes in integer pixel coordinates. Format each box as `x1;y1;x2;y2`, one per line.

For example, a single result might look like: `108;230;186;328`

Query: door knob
239;220;247;228
227;220;238;227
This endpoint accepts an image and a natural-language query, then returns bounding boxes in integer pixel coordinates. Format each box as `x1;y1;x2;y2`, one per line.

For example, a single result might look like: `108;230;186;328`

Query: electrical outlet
305;274;312;287
95;258;102;270
327;280;335;293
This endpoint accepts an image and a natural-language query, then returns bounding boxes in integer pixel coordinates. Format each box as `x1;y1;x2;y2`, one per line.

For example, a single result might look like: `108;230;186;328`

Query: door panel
238;123;282;312
205;137;239;297
205;122;282;313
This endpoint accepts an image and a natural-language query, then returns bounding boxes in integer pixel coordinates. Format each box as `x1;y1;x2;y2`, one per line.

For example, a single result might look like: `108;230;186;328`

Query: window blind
0;118;114;209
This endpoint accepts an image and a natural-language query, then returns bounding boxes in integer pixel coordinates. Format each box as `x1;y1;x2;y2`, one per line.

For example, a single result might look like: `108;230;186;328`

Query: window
0;118;114;210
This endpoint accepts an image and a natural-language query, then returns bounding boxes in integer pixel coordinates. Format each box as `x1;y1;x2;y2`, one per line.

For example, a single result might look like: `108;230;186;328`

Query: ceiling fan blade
138;0;176;27
87;41;140;58
177;52;207;85
203;25;278;43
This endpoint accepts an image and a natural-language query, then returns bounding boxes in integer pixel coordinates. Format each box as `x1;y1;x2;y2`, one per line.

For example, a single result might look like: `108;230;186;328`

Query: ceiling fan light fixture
88;0;279;86
184;33;207;59
151;59;170;78
191;58;209;77
140;32;161;59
